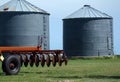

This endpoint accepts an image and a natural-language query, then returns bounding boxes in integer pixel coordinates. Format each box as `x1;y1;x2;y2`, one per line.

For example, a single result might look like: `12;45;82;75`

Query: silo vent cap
84;5;90;7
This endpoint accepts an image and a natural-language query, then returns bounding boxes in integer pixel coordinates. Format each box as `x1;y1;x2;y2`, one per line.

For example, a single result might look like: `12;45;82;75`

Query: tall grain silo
63;5;113;57
0;0;49;50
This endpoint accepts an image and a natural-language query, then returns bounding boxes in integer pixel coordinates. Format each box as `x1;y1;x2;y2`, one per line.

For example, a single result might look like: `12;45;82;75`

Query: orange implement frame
0;46;42;53
0;46;42;61
0;46;64;61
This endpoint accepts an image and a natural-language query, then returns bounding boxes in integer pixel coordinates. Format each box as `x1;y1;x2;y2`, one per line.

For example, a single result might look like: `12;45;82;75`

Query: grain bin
0;0;49;50
63;5;113;57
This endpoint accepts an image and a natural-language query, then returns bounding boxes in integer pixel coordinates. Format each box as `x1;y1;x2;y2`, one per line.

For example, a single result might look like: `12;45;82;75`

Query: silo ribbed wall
63;18;113;57
0;12;49;48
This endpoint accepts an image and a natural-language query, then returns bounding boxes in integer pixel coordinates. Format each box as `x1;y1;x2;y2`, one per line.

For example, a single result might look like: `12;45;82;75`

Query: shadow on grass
47;76;82;79
87;75;120;79
1;71;120;80
0;72;6;76
46;75;120;79
20;71;43;74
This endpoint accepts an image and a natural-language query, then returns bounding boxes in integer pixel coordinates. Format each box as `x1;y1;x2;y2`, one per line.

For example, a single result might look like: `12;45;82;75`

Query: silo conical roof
65;5;112;19
0;0;47;13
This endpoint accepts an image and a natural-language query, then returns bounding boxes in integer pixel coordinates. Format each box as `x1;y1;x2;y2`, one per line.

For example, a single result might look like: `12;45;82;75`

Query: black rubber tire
2;55;21;75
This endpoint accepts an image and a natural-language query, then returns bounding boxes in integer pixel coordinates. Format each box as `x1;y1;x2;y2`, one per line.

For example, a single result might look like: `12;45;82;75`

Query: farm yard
0;57;120;82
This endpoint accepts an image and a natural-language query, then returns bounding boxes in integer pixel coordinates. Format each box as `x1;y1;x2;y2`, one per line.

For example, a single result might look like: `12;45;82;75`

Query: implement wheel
2;55;21;75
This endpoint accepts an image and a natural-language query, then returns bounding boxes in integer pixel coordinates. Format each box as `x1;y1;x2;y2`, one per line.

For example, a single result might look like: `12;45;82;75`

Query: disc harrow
18;51;68;67
0;47;68;75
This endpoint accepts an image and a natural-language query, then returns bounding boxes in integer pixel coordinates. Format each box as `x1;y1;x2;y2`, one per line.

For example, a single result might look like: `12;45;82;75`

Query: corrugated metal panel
63;5;113;57
65;5;112;19
0;0;50;50
0;0;47;13
63;18;113;57
0;12;50;50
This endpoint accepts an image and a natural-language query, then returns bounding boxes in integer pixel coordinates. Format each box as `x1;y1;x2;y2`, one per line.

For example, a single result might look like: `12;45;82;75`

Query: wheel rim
9;61;18;71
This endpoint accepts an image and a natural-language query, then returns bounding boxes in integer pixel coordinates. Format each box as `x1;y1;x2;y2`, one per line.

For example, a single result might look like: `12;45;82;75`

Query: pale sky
0;0;120;54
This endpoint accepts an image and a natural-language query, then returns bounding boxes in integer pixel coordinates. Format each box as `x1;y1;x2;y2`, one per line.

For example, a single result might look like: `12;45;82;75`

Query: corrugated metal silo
0;0;49;50
63;5;113;57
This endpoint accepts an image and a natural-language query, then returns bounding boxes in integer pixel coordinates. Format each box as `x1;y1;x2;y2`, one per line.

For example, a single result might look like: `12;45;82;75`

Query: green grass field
0;57;120;82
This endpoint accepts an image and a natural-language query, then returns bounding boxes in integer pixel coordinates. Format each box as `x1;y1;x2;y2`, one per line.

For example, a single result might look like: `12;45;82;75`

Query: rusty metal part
29;55;34;67
64;55;68;65
19;55;23;67
9;63;15;69
62;53;68;65
24;55;29;67
58;55;62;66
35;55;40;67
0;46;68;76
46;55;51;67
52;55;56;67
0;46;41;53
40;55;45;67
0;46;67;67
64;58;68;65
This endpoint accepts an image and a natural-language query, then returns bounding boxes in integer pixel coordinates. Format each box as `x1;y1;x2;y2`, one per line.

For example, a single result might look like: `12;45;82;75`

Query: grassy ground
0;57;120;82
